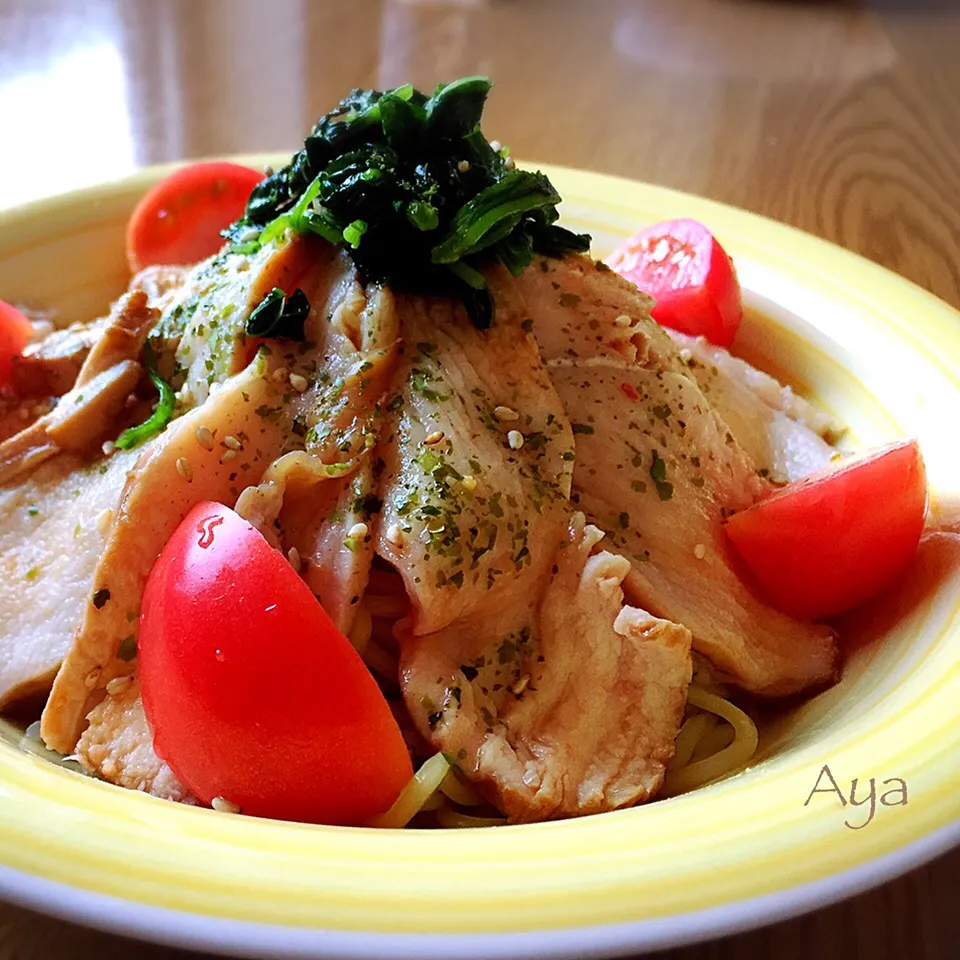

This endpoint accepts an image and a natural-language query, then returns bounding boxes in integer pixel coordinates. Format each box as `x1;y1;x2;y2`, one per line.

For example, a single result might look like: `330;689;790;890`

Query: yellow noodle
668;712;717;771
435;807;506;829
662;687;759;796
439;769;483;807
348;606;372;656
691;718;734;762
368;753;450;828
419;790;446;813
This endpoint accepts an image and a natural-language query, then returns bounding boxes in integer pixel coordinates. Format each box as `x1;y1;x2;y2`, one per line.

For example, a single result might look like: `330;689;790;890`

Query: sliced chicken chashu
0;448;140;708
158;234;326;409
405;515;692;822
378;273;574;635
515;255;837;695
243;259;402;635
669;331;842;483
380;282;689;819
41;356;298;754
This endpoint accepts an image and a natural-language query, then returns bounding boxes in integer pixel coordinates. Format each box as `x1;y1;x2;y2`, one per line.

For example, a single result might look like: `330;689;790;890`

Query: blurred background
0;0;958;308
0;1;957;958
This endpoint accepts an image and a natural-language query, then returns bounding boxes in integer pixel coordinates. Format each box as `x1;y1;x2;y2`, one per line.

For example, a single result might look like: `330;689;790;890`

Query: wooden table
0;0;957;957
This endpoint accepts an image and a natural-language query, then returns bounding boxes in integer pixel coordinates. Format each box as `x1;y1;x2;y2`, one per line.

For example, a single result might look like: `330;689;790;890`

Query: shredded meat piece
78;678;193;802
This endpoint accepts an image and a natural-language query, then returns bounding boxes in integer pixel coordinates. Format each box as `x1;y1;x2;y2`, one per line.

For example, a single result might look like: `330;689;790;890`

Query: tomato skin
126;162;264;272
139;502;412;825
607;218;743;347
0;300;33;389
725;440;927;620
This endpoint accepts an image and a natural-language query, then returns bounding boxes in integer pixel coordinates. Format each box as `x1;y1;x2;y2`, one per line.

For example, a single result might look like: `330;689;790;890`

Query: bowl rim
2;819;958;959
0;160;959;957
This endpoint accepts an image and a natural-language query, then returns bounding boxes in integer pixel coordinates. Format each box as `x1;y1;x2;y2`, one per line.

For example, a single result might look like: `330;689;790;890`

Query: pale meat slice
244;270;402;634
77;678;192;802
402;516;692;821
378;273;574;637
669;331;842;482
166;234;326;409
0;447;139;707
514;254;837;695
41;356;296;753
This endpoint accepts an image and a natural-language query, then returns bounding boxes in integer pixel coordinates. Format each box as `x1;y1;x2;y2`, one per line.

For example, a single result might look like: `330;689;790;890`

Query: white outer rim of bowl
1;820;957;958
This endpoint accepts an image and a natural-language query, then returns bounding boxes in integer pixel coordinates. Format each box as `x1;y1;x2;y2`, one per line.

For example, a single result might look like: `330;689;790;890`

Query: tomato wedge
607;218;743;347
126;162;263;273
725;440;927;620
139;502;412;824
0;300;33;390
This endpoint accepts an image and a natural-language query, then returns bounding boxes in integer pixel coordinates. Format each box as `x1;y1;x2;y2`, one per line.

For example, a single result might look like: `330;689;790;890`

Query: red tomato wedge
607;218;743;347
0;300;33;390
126;162;263;273
139;502;412;825
725;440;927;620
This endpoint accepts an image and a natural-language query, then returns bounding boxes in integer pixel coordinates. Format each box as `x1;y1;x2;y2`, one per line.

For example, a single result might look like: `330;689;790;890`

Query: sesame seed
211;796;241;814
503;156;516;171
224;435;242;450
693;543;707;560
195;426;215;450
236;226;260;243
272;367;289;384
614;314;633;327
220;450;237;463
494;405;519;422
489;140;502;153
457;159;471;173
461;475;477;492
176;457;193;482
289;373;309;393
679;348;693;362
386;524;405;548
106;675;133;696
83;667;102;690
101;440;116;456
287;547;302;572
347;522;369;540
508;430;524;450
423;430;444;445
511;674;530;696
96;508;114;536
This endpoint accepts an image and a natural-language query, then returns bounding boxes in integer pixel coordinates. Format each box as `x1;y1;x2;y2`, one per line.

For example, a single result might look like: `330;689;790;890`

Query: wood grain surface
0;0;957;957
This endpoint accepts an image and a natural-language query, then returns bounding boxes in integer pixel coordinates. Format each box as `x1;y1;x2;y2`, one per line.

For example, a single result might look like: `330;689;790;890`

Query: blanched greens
225;77;590;328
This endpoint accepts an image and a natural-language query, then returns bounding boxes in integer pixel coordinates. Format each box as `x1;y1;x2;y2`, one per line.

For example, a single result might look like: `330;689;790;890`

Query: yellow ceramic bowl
0;161;958;958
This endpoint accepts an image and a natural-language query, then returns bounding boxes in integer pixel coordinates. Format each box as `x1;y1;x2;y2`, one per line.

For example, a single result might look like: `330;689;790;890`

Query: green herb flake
116;636;138;662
